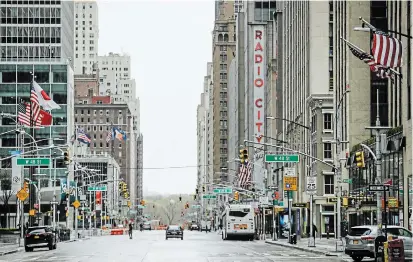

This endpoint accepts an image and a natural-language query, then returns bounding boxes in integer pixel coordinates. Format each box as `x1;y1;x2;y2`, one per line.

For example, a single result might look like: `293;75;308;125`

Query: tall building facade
197;63;213;193
97;52;140;206
212;1;236;183
0;0;75;227
0;0;75;66
74;0;99;75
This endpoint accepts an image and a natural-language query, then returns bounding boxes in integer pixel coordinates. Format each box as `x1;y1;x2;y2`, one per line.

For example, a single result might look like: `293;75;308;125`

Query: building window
220;46;227;51
323;113;332;130
323;143;332;159
220;54;227;62
324;175;334;195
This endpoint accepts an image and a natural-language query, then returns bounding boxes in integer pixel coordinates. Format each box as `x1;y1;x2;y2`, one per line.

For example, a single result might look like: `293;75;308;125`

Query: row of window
75;109;124;116
75;33;94;38
1;70;66;83
0;7;61;18
1;17;61;24
0;1;62;5
75;13;92;19
0;36;60;44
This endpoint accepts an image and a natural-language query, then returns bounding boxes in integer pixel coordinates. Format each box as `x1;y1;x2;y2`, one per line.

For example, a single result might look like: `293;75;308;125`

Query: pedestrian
312;224;317;241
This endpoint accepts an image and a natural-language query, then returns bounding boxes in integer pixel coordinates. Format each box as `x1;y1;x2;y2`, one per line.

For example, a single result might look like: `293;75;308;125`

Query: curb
0;247;23;256
265;240;339;256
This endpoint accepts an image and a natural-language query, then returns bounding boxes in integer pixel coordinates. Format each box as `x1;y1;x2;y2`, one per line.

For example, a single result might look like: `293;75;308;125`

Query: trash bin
289;234;297;244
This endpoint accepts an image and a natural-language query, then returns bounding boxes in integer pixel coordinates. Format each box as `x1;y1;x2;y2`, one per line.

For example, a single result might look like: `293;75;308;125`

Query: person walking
128;223;133;239
312;224;318;241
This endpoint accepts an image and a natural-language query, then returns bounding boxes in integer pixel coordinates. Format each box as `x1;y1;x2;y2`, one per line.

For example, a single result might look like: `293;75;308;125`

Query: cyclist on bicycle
128;223;133;239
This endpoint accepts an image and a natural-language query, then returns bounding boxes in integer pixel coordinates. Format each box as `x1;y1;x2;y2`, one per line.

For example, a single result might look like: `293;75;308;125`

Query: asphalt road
1;230;349;262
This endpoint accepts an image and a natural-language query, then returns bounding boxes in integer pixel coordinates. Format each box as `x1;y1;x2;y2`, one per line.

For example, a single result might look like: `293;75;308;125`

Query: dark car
166;225;183;240
25;226;57;252
190;224;199;231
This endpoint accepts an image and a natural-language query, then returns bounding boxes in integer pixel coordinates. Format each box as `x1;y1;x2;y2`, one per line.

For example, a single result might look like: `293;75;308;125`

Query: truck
201;220;211;232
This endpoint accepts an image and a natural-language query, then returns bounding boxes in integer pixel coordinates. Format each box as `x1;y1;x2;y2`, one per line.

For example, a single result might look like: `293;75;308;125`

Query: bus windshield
229;210;249;217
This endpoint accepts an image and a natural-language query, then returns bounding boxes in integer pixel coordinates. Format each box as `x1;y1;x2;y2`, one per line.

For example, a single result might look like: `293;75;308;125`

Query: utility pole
365;89;391;235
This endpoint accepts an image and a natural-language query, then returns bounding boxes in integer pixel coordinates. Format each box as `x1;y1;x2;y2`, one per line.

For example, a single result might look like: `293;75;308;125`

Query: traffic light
195;188;199;194
242;149;248;162
355;151;365;168
202;185;205;193
122;183;127;192
234;191;239;201
63;151;69;165
239;149;245;164
23;181;29;192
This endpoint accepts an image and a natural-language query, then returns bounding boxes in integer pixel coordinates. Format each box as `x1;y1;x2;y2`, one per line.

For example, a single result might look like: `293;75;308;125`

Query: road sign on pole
283;167;297;191
306;176;317;195
87;185;107;191
17;158;50;166
202;195;217;199
213;188;232;194
265;154;299;163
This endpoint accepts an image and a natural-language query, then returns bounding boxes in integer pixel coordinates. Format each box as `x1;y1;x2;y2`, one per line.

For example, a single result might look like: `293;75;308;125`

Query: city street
1;230;348;262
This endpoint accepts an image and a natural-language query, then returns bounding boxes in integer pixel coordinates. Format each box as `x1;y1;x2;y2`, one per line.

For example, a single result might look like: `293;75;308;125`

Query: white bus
221;204;255;240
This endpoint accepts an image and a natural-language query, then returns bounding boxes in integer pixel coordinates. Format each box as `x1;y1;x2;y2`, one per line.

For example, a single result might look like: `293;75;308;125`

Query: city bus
221;204;255;240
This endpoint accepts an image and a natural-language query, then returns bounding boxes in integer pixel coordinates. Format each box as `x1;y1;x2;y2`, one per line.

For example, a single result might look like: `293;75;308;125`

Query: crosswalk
2;255;94;262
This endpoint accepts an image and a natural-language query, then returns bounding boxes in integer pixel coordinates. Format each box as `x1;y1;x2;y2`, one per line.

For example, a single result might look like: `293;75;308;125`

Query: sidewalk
265;237;346;257
0;236;92;256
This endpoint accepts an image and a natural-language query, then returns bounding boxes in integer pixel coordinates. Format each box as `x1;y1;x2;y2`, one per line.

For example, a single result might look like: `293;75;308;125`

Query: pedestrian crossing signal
234;191;239;201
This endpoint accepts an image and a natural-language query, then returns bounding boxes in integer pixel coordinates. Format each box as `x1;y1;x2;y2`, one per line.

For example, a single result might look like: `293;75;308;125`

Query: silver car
345;225;412;262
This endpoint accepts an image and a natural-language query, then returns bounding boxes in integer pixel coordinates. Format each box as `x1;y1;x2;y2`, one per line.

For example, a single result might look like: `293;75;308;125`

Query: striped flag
238;162;253;188
106;129;113;142
17;86;42;127
17;103;42;127
372;30;402;68
342;38;398;79
77;128;91;145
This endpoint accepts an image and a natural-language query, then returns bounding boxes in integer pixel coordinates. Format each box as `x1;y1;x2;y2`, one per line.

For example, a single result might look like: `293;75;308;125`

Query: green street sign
343;179;353;184
202;195;217;199
87;185;107;191
29;181;37;185
265;154;299;163
213;188;232;194
192;205;201;209
17;158;50;166
138;205;145;209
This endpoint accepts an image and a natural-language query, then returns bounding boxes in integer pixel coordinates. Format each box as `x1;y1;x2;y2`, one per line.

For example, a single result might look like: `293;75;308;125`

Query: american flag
106;130;112;142
346;42;395;79
238;162;253;188
17;87;42;127
372;30;402;68
77;128;91;144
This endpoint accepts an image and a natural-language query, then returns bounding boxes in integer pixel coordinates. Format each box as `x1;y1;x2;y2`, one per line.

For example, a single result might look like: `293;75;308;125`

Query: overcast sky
98;1;214;195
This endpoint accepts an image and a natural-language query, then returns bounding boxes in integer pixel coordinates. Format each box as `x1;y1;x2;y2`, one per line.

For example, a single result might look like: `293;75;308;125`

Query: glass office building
0;62;74;195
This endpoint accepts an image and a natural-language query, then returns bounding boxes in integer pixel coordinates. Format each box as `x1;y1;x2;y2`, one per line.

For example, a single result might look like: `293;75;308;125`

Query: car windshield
168;226;180;230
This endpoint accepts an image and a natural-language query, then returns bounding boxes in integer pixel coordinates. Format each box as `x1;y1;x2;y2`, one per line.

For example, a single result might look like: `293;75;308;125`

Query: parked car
166;225;183;240
345;225;412;262
25;226;57;252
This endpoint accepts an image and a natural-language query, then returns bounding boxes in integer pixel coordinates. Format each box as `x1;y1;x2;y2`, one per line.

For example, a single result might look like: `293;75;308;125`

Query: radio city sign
253;25;265;144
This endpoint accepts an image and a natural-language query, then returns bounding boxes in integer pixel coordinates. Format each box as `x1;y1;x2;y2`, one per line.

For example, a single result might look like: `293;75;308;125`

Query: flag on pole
32;81;61;110
106;130;113;142
372;30;403;68
238;162;253;189
341;38;400;79
113;127;127;141
76;128;91;145
18;103;42;127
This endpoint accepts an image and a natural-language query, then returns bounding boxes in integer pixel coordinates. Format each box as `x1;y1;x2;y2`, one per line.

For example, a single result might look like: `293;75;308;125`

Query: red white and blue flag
238;162;253;189
76;128;91;145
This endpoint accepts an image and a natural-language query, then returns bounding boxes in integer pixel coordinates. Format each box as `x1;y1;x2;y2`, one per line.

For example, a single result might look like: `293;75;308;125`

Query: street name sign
368;185;389;192
192;205;201;209
265;154;299;163
343;179;353;184
292;203;307;208
17;158;50;166
87;185;107;191
213;188;232;194
202;195;217;199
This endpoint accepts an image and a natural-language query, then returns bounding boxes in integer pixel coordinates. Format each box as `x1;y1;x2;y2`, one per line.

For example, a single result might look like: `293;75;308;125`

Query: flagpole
29;73;35;226
111;122;114;158
359;17;413;39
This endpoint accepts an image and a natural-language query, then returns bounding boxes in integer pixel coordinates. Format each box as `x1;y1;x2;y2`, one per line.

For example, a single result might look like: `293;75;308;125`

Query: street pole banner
96;191;102;211
11;158;22;192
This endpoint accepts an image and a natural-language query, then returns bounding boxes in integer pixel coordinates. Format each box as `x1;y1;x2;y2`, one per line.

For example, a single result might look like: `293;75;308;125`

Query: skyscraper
74;0;99;75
